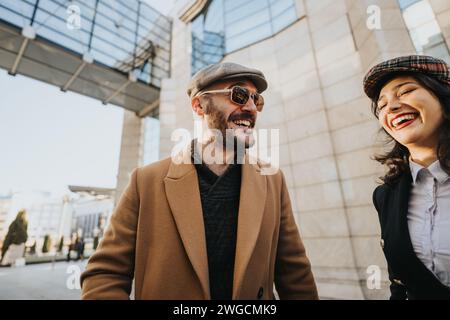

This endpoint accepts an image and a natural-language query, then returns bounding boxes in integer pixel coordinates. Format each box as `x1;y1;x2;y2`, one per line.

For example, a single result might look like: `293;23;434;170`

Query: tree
57;236;64;253
1;209;28;262
42;234;51;253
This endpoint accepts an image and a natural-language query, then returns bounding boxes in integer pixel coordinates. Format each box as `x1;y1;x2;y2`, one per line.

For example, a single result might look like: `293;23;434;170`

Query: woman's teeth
391;113;417;128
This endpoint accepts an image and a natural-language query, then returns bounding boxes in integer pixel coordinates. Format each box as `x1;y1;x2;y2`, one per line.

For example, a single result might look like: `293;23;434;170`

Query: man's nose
241;96;257;113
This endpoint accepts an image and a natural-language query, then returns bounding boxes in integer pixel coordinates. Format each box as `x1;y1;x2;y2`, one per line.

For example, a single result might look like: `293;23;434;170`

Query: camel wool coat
80;150;318;300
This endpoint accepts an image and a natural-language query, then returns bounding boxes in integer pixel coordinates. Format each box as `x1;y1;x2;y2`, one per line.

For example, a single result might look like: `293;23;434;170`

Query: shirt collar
409;158;450;184
428;160;450;184
409;159;422;184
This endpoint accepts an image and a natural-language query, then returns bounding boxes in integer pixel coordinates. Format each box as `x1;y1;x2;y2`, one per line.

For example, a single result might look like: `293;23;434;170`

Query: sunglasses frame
196;85;264;111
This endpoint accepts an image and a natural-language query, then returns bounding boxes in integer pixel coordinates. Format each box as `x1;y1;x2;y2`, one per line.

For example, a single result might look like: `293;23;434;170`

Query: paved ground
0;260;87;300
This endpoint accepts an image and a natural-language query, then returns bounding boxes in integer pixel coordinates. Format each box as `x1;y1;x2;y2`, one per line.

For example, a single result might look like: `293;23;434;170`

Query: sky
0;69;124;195
0;0;175;196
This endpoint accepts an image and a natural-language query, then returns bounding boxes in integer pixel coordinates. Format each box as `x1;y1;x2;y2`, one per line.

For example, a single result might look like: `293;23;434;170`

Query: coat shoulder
135;157;173;183
372;183;390;213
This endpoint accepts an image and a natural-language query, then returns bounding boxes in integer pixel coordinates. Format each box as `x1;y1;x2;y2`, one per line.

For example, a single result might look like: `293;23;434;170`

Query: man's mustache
228;111;256;123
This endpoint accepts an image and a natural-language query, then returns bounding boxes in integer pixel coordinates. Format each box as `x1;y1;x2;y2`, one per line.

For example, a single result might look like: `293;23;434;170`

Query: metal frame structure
0;0;172;117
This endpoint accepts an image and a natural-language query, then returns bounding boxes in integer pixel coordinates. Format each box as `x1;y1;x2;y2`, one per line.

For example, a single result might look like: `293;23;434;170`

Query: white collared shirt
408;159;450;287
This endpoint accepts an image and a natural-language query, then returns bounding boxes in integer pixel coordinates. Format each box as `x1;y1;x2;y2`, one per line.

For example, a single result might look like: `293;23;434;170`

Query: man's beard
205;106;254;151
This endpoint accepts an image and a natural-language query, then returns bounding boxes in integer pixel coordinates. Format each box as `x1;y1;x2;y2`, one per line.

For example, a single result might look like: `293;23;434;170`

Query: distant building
68;186;115;242
1;187;114;254
9;191;72;252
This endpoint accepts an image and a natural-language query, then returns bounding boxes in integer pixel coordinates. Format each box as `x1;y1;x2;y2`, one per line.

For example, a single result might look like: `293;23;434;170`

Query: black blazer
373;171;450;300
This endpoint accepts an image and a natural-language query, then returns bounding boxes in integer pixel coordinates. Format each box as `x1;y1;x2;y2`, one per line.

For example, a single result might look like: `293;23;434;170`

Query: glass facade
191;0;298;74
75;212;100;239
142;116;160;165
27;199;64;243
398;0;450;63
0;0;171;87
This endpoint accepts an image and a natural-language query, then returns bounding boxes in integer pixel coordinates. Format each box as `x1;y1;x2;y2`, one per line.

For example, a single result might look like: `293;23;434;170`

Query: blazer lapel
232;157;267;299
387;173;414;260
163;150;210;299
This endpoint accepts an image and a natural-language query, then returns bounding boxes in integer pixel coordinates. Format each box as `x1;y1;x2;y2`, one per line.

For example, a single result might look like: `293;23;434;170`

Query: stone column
115;110;144;206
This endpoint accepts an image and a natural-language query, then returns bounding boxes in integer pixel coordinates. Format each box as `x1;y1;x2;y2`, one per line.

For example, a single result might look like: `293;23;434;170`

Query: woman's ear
191;97;205;116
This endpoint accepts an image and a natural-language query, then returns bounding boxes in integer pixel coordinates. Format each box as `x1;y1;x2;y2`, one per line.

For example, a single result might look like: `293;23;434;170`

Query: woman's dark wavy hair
370;71;450;185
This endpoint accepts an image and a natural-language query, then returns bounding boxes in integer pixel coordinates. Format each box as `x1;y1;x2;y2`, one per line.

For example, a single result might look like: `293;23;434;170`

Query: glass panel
224;0;244;13
224;0;267;25
226;9;270;38
191;0;225;74
0;0;171;87
204;0;224;33
226;22;272;52
143;117;160;165
398;0;450;63
397;0;422;10
191;0;298;69
271;5;296;33
270;0;295;18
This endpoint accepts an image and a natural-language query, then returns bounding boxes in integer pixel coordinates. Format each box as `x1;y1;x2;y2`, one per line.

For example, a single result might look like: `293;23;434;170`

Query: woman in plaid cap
363;55;450;300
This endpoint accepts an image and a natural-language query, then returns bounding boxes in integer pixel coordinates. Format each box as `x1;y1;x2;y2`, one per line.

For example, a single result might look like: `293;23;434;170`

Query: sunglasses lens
231;86;264;111
231;86;249;105
254;93;264;111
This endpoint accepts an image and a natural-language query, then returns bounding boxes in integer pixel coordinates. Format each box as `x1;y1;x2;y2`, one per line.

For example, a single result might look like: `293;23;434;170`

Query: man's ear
191;96;205;116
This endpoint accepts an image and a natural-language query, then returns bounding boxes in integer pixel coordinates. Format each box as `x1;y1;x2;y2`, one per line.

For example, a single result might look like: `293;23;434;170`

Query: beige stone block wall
115;110;144;205
429;0;450;52
159;16;193;159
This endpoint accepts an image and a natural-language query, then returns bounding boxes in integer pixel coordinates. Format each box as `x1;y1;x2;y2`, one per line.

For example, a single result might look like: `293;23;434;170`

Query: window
191;0;225;74
398;0;450;63
143;116;160;165
191;0;298;74
0;0;172;87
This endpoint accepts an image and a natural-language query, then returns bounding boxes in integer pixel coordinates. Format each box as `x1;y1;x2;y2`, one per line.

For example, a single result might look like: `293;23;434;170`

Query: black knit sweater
192;144;242;300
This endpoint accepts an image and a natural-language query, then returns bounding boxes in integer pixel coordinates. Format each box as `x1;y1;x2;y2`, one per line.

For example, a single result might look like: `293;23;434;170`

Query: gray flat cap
187;62;268;97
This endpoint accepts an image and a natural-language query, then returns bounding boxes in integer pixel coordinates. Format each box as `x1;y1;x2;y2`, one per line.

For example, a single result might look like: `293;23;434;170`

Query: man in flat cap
81;62;318;300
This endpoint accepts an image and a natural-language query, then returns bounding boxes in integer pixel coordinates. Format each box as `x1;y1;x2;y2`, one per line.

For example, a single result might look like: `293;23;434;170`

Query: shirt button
380;239;385;249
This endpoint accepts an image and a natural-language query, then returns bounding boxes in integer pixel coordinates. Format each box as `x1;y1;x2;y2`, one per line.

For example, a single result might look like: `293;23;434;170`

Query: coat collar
163;143;267;299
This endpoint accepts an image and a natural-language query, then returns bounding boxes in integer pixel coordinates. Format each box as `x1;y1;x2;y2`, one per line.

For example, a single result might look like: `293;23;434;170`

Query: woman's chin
394;131;426;147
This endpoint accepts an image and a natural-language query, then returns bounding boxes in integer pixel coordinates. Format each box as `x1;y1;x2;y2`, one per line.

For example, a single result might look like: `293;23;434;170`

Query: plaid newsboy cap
187;62;268;98
363;55;450;100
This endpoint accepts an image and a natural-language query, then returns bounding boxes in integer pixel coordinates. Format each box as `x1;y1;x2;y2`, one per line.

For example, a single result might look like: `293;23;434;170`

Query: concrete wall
115;110;144;206
429;0;450;52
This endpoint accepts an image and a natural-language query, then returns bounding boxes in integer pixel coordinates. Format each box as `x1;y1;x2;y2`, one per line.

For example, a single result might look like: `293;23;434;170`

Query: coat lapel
385;173;414;263
163;146;268;300
163;148;210;299
232;156;267;299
